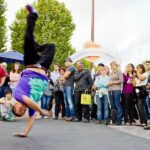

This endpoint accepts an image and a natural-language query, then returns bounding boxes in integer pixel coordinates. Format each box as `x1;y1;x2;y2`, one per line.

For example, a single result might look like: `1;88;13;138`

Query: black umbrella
0;50;24;64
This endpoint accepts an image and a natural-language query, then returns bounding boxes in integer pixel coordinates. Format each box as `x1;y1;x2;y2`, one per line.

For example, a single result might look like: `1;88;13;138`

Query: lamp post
91;0;95;42
83;0;97;70
90;0;95;70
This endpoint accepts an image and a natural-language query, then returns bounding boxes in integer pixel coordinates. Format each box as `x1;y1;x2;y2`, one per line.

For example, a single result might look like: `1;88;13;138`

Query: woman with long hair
9;62;22;91
135;64;149;126
54;67;66;120
41;71;54;118
122;63;135;125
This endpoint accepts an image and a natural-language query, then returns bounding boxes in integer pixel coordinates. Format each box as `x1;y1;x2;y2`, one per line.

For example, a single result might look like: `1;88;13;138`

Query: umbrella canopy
0;51;24;64
70;48;115;64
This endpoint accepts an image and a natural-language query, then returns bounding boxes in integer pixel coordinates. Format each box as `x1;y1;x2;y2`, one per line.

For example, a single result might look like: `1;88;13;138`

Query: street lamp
91;0;95;42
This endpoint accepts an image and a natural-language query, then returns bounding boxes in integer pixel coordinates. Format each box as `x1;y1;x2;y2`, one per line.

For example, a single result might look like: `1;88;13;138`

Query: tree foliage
10;0;75;66
0;0;6;51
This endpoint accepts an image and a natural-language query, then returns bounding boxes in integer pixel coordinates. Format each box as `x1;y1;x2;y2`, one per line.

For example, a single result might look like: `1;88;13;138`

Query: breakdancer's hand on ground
14;132;28;138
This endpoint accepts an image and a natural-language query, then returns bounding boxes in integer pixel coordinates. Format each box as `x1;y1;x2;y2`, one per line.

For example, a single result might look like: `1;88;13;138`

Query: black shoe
74;118;82;122
66;117;74;122
116;122;122;125
90;118;96;121
53;117;58;120
83;119;89;123
104;121;109;125
144;125;150;130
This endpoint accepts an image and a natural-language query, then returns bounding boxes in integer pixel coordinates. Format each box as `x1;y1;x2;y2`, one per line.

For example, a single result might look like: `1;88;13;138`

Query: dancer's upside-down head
12;101;27;117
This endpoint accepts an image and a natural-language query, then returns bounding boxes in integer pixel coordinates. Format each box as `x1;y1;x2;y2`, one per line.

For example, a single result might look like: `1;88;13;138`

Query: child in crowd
0;88;16;121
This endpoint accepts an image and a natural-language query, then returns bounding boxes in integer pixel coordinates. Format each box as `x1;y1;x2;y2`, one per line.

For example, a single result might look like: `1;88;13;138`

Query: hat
65;57;73;62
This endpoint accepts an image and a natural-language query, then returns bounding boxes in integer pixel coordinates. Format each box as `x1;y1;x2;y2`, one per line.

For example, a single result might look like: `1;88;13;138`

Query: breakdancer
12;5;56;137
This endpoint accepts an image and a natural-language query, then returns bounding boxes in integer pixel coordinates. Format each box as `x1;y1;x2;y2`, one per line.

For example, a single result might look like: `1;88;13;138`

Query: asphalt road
0;119;150;150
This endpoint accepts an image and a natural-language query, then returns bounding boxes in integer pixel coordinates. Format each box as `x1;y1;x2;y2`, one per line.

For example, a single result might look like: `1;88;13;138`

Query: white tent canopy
70;48;115;65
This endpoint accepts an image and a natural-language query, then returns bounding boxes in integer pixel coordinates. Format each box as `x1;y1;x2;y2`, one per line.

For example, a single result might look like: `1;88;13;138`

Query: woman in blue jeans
41;71;54;118
94;67;110;125
108;61;123;125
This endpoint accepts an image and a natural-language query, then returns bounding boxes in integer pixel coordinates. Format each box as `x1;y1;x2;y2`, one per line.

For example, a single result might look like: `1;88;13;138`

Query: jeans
96;94;109;121
109;90;122;124
41;94;51;110
0;85;9;98
63;86;75;117
145;96;150;119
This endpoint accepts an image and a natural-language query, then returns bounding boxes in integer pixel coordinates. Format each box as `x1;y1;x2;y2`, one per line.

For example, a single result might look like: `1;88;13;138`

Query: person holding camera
94;66;110;125
108;61;123;125
122;64;136;125
134;64;149;126
41;71;54;118
54;67;66;120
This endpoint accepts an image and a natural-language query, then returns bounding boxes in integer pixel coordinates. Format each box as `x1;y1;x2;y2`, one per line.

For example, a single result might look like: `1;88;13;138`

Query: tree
0;0;6;51
10;0;75;66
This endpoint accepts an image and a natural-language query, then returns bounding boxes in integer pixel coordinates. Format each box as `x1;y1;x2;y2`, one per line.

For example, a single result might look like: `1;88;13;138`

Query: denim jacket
94;75;110;95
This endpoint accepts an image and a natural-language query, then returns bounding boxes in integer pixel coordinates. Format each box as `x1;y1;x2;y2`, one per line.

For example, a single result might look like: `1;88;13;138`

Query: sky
5;0;150;68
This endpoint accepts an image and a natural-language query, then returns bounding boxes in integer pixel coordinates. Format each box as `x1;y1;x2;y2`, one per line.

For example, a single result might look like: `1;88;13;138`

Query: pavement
0;119;150;150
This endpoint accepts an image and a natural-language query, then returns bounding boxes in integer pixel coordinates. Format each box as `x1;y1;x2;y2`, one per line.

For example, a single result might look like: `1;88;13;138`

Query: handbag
81;91;92;105
136;86;148;98
140;86;148;97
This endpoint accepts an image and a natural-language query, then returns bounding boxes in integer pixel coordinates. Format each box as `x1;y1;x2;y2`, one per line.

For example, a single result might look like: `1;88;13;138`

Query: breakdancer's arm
14;96;50;137
14;114;36;137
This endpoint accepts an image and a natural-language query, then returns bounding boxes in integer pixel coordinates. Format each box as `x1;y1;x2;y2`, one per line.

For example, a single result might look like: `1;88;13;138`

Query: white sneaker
43;116;49;119
35;115;42;119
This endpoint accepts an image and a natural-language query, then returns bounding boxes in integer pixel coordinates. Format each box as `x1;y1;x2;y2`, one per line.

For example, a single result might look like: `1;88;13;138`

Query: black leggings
136;95;147;124
24;13;56;69
55;91;65;118
122;94;134;123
